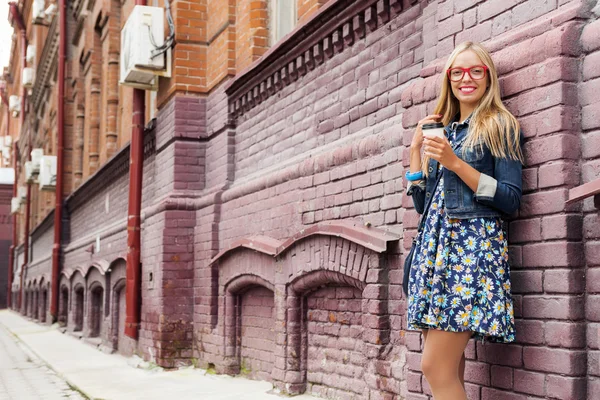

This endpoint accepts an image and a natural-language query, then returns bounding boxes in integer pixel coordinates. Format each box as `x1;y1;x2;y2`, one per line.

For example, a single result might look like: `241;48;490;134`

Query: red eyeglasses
446;66;488;82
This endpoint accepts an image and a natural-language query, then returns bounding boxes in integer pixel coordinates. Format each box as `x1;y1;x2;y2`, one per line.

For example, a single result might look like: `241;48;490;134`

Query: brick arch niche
210;222;400;399
58;275;70;327
71;269;86;333
38;278;48;323
32;281;39;320
223;275;277;381
108;258;128;355
289;270;367;399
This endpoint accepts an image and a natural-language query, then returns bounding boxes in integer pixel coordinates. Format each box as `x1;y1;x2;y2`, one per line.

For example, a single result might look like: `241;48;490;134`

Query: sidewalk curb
0;312;93;400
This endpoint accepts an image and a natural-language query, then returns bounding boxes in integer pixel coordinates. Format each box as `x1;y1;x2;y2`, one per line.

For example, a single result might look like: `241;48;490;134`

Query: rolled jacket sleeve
475;173;498;199
474;155;523;215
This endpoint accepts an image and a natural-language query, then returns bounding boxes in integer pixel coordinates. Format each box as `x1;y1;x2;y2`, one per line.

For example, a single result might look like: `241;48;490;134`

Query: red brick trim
60;269;73;279
212;236;282;264
289;269;366;295
59;276;69;291
88;279;104;291
225;273;275;294
210;221;400;265
86;259;110;276
278;221;399;254
73;266;87;278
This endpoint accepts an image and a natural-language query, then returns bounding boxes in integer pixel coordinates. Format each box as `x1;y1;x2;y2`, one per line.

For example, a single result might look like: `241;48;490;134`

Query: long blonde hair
422;42;523;174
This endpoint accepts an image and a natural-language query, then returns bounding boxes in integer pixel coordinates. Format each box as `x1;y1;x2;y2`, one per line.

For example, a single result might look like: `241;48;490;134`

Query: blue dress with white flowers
406;152;516;343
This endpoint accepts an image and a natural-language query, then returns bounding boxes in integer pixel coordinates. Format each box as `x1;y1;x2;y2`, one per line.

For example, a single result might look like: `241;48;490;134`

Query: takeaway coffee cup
422;122;445;139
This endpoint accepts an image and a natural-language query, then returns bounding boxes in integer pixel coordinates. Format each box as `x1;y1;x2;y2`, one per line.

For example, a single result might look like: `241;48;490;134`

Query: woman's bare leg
423;330;466;389
421;330;471;400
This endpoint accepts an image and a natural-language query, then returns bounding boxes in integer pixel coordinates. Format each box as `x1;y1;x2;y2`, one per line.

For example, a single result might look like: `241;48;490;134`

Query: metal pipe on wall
125;0;147;339
50;0;67;321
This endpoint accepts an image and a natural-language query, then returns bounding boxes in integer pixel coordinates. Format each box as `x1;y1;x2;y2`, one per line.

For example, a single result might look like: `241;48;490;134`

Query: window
269;0;297;45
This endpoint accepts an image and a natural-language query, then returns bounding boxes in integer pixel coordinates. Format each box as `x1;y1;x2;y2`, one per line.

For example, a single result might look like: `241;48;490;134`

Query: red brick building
3;0;600;399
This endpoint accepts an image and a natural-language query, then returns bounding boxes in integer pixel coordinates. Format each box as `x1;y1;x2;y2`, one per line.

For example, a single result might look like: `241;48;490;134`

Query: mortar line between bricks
0;319;91;400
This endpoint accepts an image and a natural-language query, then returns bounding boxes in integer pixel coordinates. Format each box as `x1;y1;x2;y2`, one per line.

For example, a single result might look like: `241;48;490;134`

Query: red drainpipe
1;86;12;309
10;140;17;309
9;2;28;312
50;0;66;320
125;0;147;339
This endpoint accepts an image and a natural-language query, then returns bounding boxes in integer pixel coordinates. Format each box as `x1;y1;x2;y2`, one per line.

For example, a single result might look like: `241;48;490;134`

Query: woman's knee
421;353;456;386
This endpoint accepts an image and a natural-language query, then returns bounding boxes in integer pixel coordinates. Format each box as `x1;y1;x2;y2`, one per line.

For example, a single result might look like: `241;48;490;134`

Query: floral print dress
406;150;516;343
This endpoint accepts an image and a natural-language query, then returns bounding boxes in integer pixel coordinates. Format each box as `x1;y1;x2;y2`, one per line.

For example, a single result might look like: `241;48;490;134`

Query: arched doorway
238;286;276;381
33;289;39;320
59;286;69;326
74;286;85;332
111;281;126;353
39;289;47;323
89;285;104;338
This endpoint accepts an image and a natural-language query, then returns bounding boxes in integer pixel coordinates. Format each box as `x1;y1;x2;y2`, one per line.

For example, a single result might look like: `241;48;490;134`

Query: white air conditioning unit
31;148;43;175
26;45;36;63
32;0;46;24
11;197;20;214
22;67;34;88
9;95;20;117
0;140;10;162
25;161;35;183
119;5;171;91
39;155;57;191
17;186;27;204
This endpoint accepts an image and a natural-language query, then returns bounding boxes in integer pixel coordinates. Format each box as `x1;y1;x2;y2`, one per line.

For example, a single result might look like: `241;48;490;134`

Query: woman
405;42;523;400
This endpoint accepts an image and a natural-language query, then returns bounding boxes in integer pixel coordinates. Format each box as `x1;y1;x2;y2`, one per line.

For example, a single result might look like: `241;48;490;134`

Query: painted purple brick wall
200;1;598;398
238;286;276;381
306;286;365;399
581;12;600;400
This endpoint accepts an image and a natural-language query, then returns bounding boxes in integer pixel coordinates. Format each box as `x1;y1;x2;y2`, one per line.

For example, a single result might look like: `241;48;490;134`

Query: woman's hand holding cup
423;135;460;172
412;114;443;150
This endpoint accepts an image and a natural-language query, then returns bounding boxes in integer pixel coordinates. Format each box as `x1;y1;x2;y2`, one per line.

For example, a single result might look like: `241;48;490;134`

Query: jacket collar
445;113;472;145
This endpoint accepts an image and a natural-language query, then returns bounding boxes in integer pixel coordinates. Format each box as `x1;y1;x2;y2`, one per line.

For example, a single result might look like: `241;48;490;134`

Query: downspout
125;0;147;339
10;140;17;309
1;87;13;309
50;0;66;321
9;2;28;313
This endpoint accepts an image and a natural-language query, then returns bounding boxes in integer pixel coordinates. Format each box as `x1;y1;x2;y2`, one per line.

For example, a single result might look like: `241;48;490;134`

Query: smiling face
449;50;489;111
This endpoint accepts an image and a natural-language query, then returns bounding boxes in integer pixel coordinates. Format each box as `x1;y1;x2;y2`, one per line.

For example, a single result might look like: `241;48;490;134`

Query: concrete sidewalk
0;310;318;400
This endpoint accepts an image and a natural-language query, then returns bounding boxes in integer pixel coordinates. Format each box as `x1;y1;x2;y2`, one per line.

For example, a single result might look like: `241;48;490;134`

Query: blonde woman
405;42;523;400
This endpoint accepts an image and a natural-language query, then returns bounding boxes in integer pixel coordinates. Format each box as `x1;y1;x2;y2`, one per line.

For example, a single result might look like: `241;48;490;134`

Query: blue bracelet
405;170;424;181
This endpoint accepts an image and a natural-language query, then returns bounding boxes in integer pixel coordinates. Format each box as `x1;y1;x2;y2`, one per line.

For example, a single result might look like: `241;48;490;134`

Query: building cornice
225;0;409;122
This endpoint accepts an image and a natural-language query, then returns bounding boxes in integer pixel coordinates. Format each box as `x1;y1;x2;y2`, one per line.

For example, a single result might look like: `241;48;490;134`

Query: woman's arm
408;144;426;214
471;156;522;215
424;135;523;215
408;115;442;214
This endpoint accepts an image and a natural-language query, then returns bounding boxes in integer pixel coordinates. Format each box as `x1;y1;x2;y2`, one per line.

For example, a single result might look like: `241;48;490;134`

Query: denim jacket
408;117;523;219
